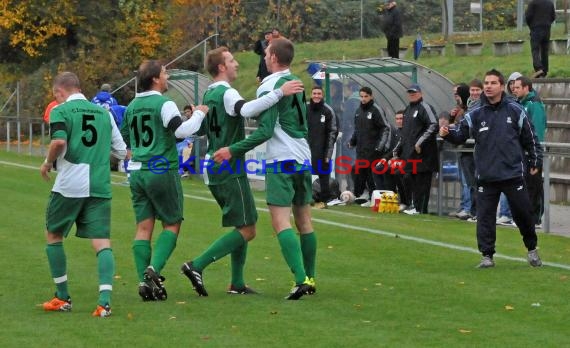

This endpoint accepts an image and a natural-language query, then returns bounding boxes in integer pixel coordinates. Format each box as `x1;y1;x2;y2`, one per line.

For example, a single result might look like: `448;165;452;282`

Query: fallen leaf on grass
560;275;568;281
270;311;278;315
459;329;472;334
504;305;515;311
114;275;122;279
458;281;465;285
127;313;133;320
264;256;270;260
327;245;334;249
176;301;186;305
375;283;382;286
531;302;541;307
362;320;371;323
256;278;265;281
169;316;177;320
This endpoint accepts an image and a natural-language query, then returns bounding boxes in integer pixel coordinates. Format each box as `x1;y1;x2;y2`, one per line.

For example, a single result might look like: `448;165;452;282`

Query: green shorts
129;170;184;225
209;176;258;227
46;192;111;239
266;170;312;207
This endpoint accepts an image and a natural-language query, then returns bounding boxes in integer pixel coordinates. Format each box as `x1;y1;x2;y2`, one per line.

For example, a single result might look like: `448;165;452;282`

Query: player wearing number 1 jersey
121;60;208;301
40;72;127;317
180;46;303;296
214;39;317;300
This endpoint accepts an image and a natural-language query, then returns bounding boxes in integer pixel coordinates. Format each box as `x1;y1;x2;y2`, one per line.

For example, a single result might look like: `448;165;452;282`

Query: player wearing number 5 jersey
214;38;317;300
121;60;208;302
179;47;303;296
40;72;127;317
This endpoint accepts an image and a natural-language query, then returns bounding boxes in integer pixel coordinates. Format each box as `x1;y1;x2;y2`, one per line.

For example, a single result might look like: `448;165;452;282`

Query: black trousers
525;168;544;225
403;172;433;214
476;177;538;257
530;26;551;74
353;165;375;199
387;37;400;59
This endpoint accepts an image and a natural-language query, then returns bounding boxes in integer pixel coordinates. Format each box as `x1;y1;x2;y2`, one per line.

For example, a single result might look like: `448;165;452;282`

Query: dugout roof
164;69;211;109
321;58;455;118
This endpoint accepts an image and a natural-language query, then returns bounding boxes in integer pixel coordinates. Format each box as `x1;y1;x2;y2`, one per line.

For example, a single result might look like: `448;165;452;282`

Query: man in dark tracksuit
307;86;338;205
525;0;556;78
348;86;390;205
394;84;439;215
440;69;543;268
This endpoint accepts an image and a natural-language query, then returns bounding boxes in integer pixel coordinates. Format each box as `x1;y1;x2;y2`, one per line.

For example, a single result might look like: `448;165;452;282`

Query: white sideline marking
3;160;569;270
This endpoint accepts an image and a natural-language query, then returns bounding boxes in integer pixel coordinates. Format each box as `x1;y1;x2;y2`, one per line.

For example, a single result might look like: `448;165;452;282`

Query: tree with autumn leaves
0;0;528;119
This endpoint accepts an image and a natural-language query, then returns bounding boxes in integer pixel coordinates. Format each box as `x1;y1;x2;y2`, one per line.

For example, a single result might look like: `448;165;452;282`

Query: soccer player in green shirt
214;38;317;300
180;46;303;296
121;60;208;301
40;72;127;317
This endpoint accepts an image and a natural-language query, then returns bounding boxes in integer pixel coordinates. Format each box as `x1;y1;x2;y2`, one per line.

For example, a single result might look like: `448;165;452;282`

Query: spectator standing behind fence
380;0;403;59
525;0;556;78
338;81;360;192
91;83;118;110
394;83;438;215
513;76;547;228
348;86;391;207
254;30;272;83
440;69;543;269
307;86;338;208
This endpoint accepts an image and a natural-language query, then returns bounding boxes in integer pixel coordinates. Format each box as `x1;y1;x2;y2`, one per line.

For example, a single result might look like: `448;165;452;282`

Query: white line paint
3;159;569;270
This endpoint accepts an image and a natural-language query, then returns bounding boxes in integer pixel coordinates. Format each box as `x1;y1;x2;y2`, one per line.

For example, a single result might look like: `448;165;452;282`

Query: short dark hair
516;76;532;90
359;86;372;96
268;38;294;66
395;109;405;115
183;105;193;111
485;69;505;85
312;85;323;92
206;46;229;77
137;60;164;92
439;110;451;121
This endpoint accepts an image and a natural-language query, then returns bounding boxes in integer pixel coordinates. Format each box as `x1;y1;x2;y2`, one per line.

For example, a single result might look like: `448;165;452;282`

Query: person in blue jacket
440;69;543;269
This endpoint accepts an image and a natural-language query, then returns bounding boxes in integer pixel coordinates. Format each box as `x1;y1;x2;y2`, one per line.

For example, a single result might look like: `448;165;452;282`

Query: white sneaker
456;210;471;220
399;204;408;213
496;215;513;225
360;201;372;208
403;208;419;215
326;198;344;206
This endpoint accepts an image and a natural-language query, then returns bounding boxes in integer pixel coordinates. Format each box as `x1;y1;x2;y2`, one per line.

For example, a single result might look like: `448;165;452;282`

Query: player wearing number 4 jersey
214;38;317;300
40;72;127;317
179;46;303;297
121;60;208;301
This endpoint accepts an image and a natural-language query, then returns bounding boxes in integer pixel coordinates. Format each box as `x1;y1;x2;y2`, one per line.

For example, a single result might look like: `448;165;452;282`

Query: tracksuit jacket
443;93;543;183
395;98;439;173
307;99;338;165
349;99;390;162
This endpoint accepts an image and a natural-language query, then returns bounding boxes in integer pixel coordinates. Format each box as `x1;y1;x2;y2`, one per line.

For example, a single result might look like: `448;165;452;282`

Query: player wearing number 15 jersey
180;46;304;296
121;60;208;301
40;71;127;317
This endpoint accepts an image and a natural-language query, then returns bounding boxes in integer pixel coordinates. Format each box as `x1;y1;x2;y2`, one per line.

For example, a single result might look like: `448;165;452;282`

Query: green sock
46;242;69;299
230;242;248;288
277;229;307;285
300;232;317;279
193;229;245;271
150;230;178;274
97;248;114;306
132;239;151;282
